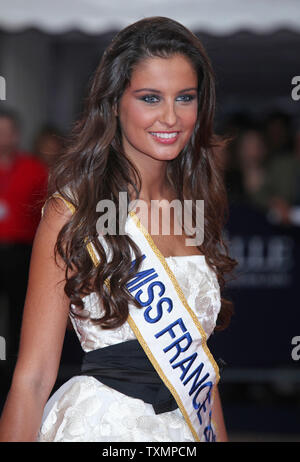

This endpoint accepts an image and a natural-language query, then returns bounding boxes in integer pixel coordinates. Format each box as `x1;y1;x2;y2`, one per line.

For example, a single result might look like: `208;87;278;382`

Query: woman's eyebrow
133;87;197;93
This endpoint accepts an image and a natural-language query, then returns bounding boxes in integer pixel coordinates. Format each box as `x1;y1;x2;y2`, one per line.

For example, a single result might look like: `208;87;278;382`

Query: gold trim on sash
52;192;76;214
47;193;220;441
41;192;76;218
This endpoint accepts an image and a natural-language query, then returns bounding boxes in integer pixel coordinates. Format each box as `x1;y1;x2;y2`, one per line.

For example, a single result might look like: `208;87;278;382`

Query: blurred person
238;128;269;199
0;17;238;443
251;124;300;225
33;125;64;167
224;126;269;207
0;108;49;361
263;111;294;158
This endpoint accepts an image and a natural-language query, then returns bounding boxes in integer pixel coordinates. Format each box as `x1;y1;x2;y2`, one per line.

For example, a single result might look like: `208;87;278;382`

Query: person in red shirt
0;108;49;361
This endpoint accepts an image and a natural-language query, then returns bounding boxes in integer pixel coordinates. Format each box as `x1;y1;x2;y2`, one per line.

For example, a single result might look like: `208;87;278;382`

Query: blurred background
0;0;299;442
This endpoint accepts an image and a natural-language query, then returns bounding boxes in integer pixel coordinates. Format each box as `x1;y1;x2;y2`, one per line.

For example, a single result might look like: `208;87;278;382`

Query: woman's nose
160;101;177;126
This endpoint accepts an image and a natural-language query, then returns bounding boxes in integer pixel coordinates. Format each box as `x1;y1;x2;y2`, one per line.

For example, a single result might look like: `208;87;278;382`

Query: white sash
50;193;220;442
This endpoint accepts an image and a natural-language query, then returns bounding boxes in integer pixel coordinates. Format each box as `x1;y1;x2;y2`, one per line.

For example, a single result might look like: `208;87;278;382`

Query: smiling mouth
149;131;180;139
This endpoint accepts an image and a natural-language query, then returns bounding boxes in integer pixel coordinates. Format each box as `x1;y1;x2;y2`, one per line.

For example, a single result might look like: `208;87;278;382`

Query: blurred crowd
218;111;300;227
0;107;63;361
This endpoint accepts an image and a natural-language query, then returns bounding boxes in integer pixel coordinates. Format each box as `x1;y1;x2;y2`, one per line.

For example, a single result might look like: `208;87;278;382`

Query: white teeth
150;132;178;139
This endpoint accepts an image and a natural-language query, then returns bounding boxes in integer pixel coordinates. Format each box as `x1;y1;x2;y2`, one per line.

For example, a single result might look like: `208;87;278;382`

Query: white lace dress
37;253;221;442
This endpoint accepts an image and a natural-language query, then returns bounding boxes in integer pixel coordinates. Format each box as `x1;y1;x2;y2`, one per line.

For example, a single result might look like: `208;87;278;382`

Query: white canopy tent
0;0;300;35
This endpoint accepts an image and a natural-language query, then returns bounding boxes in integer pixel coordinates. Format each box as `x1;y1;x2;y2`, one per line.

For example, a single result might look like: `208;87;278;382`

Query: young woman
0;16;237;442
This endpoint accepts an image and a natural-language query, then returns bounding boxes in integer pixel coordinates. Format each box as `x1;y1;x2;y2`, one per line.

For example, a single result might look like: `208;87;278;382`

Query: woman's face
117;53;198;163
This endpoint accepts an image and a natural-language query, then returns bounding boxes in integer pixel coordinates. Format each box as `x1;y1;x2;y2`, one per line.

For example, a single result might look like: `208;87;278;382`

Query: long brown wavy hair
45;16;238;332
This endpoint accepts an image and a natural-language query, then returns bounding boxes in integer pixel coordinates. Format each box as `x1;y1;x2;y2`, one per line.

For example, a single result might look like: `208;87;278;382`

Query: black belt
79;339;226;415
79;339;178;414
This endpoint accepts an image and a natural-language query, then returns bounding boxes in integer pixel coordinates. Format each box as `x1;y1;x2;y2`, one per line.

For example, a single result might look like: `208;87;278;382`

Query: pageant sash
49;193;220;442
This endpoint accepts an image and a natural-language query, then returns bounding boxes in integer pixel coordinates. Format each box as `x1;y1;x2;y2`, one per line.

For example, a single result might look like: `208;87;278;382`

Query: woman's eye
140;94;196;104
177;94;196;102
140;95;159;104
